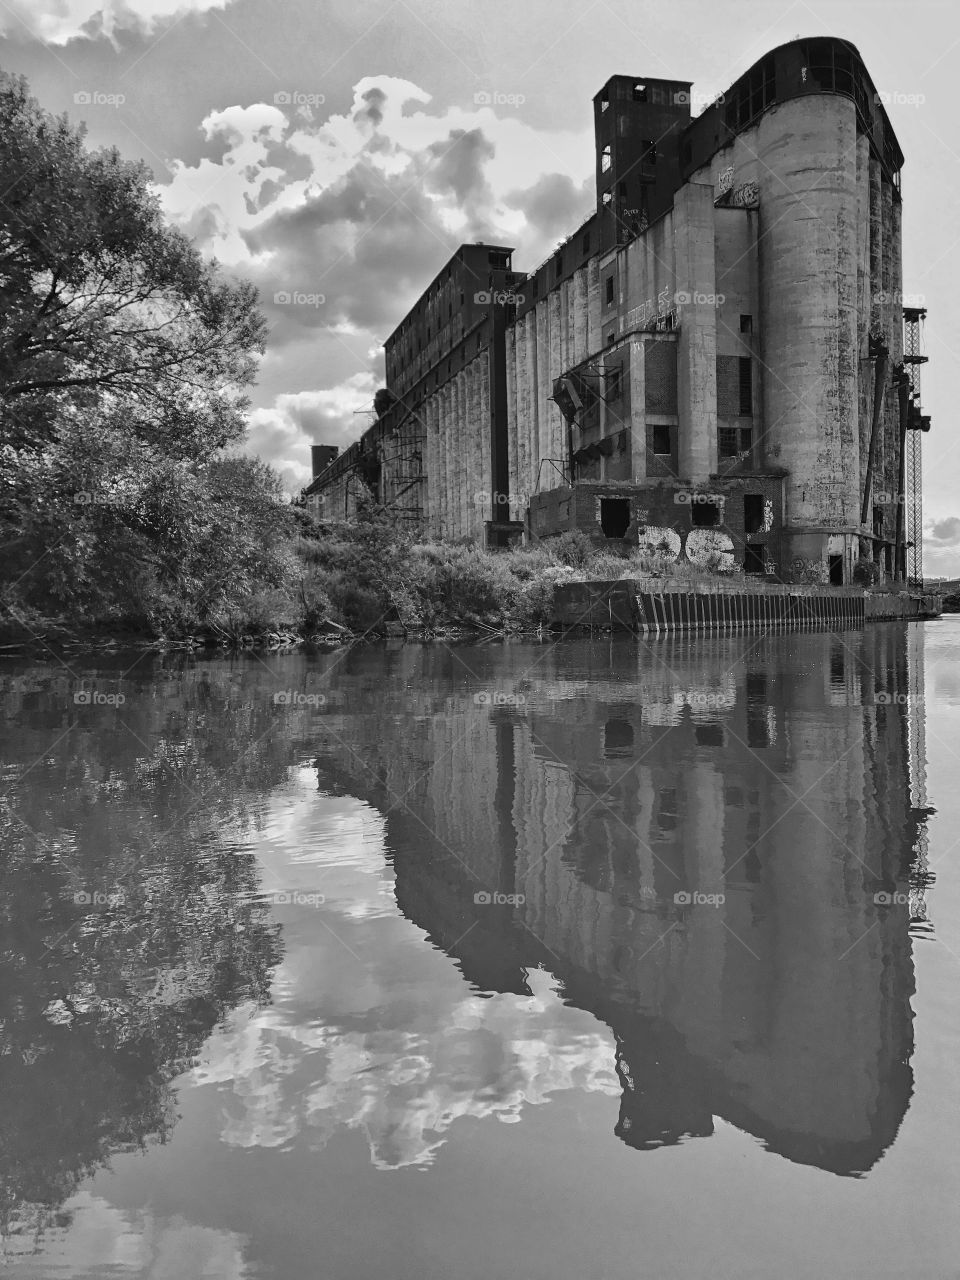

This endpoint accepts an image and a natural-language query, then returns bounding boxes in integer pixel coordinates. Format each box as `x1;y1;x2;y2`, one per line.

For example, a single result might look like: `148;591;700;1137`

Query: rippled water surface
2;621;960;1279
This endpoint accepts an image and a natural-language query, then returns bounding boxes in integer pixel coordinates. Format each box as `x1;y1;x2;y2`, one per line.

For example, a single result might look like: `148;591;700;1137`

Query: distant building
305;37;929;584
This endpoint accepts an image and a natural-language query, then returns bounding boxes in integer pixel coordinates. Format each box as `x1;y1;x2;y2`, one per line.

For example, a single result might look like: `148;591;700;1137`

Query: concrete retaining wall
554;578;940;632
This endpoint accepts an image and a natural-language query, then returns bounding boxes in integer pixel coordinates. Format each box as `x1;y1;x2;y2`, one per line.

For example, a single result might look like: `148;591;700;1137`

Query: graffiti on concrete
685;527;736;572
637;526;682;560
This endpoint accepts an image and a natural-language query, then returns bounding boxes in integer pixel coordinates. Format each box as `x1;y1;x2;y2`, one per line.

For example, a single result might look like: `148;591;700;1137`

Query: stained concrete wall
420;352;492;541
685;94;904;581
507;258;601;517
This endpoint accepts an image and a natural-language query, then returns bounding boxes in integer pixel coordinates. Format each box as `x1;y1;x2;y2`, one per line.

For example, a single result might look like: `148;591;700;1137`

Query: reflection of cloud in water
254;768;394;915
4;1192;253;1278
190;759;617;1170
191;970;619;1170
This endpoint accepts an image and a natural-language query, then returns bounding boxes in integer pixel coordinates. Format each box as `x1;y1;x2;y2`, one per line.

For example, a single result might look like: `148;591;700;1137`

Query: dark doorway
744;544;765;574
829;554;844;585
600;498;630;538
744;494;764;535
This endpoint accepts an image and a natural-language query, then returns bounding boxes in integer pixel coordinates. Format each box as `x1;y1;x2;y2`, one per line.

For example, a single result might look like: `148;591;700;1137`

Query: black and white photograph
1;2;958;1276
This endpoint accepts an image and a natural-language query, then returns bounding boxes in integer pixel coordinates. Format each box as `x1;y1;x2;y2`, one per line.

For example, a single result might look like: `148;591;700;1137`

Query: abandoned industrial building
303;36;931;587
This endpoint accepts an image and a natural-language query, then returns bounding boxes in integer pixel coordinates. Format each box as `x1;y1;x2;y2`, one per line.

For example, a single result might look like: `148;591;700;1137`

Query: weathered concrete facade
305;37;925;584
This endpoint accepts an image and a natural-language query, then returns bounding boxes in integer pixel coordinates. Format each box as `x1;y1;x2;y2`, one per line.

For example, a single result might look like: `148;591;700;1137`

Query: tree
0;71;266;460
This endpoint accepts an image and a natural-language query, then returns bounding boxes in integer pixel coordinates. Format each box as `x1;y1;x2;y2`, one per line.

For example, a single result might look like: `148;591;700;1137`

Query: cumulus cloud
504;172;595;248
245;374;380;492
157;75;593;487
926;516;960;546
0;0;231;44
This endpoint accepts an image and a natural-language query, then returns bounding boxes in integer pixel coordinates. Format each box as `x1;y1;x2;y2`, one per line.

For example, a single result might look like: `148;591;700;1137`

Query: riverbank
1;515;730;652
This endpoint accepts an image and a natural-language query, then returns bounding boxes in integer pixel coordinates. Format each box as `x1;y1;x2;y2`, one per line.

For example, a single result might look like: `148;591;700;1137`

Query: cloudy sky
1;0;958;572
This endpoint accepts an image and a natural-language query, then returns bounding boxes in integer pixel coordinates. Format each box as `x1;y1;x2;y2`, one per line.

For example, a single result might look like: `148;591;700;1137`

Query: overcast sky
2;0;957;573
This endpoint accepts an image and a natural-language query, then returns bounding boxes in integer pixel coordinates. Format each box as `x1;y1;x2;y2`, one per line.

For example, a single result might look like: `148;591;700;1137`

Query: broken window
600;497;631;538
633;82;647;101
740;314;753;333
691;500;721;527
652;424;671;455
829;554;844;585
605;276;615;305
601;144;612;173
719;426;753;459
606;366;622;400
744;544;765;574
744;493;764;534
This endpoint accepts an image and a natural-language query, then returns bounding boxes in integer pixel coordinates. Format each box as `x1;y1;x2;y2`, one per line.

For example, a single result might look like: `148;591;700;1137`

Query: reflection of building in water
315;628;926;1176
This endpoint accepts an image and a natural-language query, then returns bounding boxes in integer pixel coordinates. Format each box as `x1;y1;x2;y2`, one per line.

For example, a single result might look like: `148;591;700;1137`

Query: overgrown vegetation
286;509;729;638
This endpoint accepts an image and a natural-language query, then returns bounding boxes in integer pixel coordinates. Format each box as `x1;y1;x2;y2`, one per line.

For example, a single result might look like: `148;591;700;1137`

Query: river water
1;621;959;1279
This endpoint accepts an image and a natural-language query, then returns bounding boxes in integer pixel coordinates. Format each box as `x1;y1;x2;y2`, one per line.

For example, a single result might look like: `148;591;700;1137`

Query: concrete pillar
586;255;601;356
855;136;872;500
535;301;550;477
884;194;904;514
443;381;456;539
515;315;529;504
424;391;438;537
547;288;564;463
757;95;860;542
457;368;470;539
478;355;492;537
505;327;520;522
573;265;589;365
674;181;718;482
630;337;646;482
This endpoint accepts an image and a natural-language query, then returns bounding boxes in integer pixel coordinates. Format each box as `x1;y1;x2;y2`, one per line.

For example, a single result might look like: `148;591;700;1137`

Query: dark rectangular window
739;357;753;414
606;330;616;345
744;493;764;534
582;231;591;254
605;276;615;305
744;544;765;574
740;314;753;333
652;424;671;455
606;366;622;400
555;255;563;277
691;500;721;527
600;498;631;538
719;428;738;458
